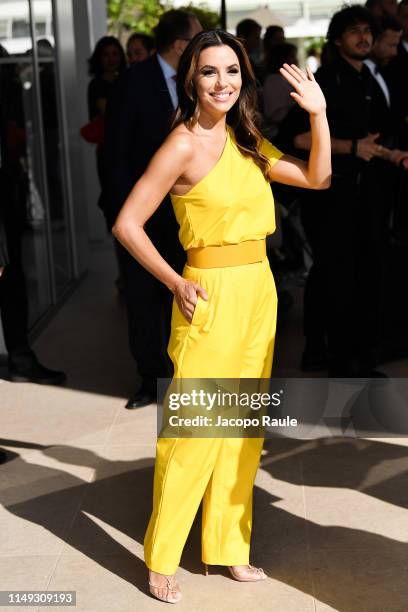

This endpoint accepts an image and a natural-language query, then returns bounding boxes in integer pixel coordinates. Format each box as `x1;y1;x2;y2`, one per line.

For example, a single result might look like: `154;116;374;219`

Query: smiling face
194;45;242;116
336;22;373;60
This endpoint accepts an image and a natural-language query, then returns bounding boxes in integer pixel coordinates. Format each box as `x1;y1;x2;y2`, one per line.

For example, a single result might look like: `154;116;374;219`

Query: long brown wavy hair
172;29;271;178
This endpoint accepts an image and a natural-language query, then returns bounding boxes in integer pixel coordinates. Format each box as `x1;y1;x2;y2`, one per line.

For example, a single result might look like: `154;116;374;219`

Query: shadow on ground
1;436;407;610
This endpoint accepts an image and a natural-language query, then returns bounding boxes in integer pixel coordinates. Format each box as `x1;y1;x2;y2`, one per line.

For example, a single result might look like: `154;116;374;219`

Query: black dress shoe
125;388;157;409
8;349;66;386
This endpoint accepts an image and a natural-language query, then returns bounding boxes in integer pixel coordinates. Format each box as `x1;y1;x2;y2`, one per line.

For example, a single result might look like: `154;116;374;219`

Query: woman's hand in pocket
173;279;208;323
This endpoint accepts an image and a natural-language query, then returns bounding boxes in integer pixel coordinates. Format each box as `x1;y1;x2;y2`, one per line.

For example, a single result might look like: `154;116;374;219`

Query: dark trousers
0;167;30;354
301;160;393;374
0;224;29;354
301;189;328;349
116;230;185;392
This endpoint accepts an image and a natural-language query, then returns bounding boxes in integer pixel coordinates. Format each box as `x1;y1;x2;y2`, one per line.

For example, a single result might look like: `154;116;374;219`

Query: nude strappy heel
228;564;267;581
148;574;182;604
203;563;267;581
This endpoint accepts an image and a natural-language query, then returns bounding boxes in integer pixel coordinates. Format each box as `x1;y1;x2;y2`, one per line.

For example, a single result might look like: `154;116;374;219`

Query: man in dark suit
104;10;202;408
364;15;403;146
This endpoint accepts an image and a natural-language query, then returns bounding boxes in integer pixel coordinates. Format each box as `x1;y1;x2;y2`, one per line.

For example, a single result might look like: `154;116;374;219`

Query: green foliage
178;3;220;29
107;0;167;39
107;0;220;41
304;36;325;55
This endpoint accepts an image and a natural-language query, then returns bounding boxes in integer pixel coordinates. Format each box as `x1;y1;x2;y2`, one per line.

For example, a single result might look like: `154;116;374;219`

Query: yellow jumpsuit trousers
144;127;283;574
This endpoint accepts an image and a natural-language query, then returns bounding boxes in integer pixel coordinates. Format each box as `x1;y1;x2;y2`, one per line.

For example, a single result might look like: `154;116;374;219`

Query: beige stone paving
1;240;407;612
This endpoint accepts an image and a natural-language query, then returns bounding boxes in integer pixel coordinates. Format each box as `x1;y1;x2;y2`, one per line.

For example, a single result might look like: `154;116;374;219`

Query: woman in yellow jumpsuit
113;30;330;604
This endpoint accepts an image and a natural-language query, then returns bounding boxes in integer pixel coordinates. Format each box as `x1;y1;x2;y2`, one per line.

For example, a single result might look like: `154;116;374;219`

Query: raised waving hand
280;63;326;116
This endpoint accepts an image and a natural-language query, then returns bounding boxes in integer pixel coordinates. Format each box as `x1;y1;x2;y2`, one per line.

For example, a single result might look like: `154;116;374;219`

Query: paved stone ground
1;239;407;612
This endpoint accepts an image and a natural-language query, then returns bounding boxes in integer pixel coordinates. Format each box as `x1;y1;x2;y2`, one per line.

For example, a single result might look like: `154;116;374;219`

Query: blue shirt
157;53;178;110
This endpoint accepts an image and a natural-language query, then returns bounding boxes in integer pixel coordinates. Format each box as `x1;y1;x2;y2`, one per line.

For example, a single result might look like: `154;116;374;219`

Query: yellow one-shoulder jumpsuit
144;126;283;574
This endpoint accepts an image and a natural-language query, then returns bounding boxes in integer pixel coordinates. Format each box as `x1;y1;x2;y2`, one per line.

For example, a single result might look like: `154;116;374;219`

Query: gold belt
186;239;266;269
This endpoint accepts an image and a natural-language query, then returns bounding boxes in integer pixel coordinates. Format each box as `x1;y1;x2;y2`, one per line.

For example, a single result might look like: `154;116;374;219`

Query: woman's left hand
279;64;326;116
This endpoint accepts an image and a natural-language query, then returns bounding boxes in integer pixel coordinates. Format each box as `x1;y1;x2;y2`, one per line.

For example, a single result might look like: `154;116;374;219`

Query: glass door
0;0;73;331
0;0;52;324
32;0;73;299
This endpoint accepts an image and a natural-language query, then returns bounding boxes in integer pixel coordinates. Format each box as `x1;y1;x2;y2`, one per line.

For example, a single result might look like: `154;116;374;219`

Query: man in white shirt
365;15;408;166
364;14;401;105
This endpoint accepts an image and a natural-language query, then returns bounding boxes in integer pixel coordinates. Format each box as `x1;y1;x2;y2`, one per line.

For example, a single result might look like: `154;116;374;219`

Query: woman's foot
228;565;267;582
148;570;182;604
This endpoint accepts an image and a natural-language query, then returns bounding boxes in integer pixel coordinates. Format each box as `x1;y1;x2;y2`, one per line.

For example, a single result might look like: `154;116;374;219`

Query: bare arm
269;64;331;190
112;133;208;322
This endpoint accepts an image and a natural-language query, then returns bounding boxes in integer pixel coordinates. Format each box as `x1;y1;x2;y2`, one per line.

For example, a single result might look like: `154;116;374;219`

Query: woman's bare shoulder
164;124;197;157
147;124;196;178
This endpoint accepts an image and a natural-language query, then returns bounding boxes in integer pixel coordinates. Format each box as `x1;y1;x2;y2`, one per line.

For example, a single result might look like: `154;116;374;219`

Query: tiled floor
1;239;407;611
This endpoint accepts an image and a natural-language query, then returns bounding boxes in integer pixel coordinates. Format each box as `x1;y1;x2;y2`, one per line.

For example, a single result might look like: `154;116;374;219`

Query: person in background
263;24;285;56
86;36;126;172
262;42;298;139
87;36;127;121
385;0;408;147
320;40;337;66
126;33;155;65
86;35;127;200
365;0;398;17
365;16;408;161
396;0;408;42
294;5;407;376
306;48;320;72
0;72;66;385
395;0;408;58
104;11;202;409
365;15;401;102
86;37;127;291
236;18;263;81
